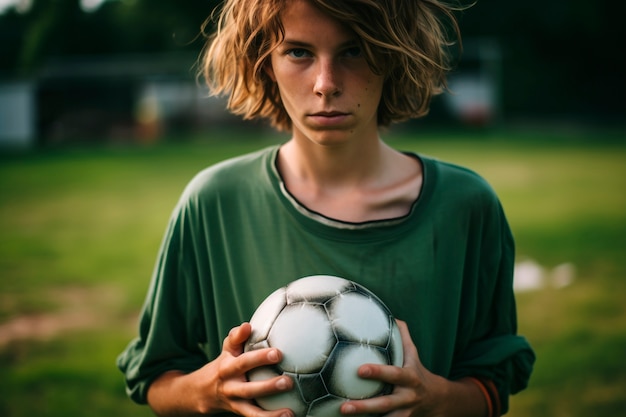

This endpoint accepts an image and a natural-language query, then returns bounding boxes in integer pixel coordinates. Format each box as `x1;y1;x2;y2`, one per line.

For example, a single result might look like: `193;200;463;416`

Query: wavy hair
200;0;462;131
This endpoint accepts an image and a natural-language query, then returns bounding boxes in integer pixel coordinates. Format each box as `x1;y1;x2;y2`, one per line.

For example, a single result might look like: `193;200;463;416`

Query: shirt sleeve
116;199;209;404
449;198;535;414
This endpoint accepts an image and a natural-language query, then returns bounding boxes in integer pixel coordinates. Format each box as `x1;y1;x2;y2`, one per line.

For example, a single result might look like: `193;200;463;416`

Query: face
266;0;384;147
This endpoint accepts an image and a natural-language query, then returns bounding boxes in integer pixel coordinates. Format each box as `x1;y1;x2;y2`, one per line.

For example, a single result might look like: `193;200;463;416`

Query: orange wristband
466;377;493;417
482;378;501;417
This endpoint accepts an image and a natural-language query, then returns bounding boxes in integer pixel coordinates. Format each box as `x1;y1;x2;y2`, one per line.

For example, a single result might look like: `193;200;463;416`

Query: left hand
339;319;451;417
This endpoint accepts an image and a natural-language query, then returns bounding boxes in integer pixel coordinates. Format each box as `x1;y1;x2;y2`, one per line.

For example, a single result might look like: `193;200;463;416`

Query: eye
343;46;363;58
286;48;311;58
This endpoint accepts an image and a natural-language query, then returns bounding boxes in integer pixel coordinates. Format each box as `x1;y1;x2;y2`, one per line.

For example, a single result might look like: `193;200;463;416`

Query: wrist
465;377;501;417
436;376;490;417
147;369;218;416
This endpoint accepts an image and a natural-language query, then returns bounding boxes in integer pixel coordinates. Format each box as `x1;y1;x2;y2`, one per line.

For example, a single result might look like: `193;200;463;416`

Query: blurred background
0;1;624;416
0;0;623;146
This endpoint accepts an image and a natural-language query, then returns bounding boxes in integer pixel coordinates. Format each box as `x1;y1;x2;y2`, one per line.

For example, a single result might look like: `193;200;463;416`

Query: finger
340;393;403;416
231;399;294;417
341;381;421;417
223;323;252;354
223;374;293;400
395;319;419;362
221;347;284;379
357;362;405;385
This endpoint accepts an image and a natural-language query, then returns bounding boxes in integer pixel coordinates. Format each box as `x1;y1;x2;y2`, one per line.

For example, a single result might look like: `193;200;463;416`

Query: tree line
1;0;623;121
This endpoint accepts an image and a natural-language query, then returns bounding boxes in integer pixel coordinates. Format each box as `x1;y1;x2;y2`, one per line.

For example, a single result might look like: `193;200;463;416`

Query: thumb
223;322;252;354
395;319;420;367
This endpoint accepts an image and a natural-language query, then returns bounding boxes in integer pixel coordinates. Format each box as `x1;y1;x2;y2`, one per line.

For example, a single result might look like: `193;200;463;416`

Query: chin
306;132;355;147
295;125;360;146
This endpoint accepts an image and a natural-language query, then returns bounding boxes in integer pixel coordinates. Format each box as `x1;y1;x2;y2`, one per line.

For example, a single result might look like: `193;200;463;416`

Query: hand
339;320;486;417
147;323;295;417
203;322;295;416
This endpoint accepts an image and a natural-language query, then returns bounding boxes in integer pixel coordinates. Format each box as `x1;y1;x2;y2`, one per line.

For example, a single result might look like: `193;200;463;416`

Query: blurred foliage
1;0;219;74
457;0;624;121
0;0;624;120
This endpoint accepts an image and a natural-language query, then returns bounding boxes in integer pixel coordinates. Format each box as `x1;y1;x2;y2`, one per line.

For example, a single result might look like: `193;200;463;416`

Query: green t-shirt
117;145;534;413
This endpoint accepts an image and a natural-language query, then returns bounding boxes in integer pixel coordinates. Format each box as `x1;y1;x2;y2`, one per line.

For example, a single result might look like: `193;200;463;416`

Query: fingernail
276;377;289;390
343;404;356;414
268;349;279;362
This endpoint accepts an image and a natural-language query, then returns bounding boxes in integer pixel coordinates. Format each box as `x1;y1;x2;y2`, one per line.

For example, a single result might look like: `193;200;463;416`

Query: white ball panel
330;293;390;346
248;368;307;416
256;391;307;417
286;275;352;303
328;344;387;399
269;304;335;373
247;365;280;383
248;287;286;344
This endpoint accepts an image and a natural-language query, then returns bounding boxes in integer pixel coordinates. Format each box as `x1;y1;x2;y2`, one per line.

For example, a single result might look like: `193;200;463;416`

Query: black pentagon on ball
295;373;328;403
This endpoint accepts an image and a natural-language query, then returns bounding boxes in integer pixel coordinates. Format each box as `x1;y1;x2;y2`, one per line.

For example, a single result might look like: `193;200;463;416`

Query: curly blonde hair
200;0;461;131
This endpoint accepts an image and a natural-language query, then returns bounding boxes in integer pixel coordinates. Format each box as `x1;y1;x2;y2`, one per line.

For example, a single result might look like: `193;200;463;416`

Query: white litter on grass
514;260;576;293
513;260;545;292
550;263;576;288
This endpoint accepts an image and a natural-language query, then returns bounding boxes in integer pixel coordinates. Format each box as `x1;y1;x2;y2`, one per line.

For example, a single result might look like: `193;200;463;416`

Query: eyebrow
281;39;360;49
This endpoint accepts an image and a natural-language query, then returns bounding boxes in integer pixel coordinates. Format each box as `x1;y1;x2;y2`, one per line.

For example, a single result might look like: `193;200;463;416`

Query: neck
276;137;422;223
278;136;388;190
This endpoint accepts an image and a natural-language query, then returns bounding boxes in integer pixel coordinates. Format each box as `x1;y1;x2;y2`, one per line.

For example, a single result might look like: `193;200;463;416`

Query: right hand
147;322;295;416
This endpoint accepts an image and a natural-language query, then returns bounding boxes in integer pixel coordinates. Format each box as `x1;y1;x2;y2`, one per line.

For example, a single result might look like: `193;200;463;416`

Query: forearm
437;377;491;417
147;370;218;417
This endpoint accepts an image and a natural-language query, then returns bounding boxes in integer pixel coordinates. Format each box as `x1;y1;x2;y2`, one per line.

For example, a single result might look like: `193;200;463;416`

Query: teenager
118;1;535;416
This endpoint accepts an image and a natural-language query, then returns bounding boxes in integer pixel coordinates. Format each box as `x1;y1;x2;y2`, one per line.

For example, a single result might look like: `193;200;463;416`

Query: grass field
1;126;625;416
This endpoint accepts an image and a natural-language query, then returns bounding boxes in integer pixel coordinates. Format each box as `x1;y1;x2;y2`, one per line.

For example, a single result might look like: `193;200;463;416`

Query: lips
308;111;350;127
311;111;348;117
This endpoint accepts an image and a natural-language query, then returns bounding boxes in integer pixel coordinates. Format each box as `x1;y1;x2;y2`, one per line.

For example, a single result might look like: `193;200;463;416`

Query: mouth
311;111;349;117
307;111;350;127
311;111;347;117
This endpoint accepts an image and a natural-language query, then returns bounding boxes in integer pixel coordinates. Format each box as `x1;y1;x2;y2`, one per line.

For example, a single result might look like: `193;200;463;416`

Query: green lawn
1;127;624;416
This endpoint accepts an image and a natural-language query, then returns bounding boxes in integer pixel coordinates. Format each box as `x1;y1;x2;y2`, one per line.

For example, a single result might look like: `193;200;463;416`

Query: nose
314;58;341;98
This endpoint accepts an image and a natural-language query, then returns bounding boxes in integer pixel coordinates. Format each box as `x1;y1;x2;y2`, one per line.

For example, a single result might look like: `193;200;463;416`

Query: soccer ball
244;275;403;417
